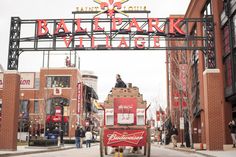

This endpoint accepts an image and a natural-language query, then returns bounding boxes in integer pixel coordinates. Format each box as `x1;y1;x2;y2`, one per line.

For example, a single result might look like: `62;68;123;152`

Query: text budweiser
108;134;143;141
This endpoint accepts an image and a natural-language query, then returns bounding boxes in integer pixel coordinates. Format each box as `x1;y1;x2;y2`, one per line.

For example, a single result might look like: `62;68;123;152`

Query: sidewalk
0;142;100;157
0;144;76;157
162;142;236;157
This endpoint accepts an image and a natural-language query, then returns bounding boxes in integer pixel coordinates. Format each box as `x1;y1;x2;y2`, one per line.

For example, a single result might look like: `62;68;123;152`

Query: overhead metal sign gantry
7;0;216;70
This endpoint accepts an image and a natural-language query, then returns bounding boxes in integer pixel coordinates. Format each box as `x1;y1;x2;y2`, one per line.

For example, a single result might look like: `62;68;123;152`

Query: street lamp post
60;104;64;146
56;101;65;147
179;89;185;147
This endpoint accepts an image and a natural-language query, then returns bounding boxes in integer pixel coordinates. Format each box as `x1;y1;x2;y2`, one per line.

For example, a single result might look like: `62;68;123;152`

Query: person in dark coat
115;74;127;88
75;126;81;148
228;120;236;148
79;127;85;148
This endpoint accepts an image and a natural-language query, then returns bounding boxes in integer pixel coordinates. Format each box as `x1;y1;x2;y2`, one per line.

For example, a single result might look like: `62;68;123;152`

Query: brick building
0;67;98;143
166;0;236;150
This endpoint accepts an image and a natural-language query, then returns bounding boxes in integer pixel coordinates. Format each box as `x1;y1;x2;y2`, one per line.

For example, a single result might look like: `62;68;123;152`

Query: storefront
45;97;69;137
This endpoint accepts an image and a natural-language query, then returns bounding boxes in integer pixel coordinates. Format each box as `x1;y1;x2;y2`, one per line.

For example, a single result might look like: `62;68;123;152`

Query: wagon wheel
146;127;151;157
144;144;146;155
100;128;104;157
105;146;108;155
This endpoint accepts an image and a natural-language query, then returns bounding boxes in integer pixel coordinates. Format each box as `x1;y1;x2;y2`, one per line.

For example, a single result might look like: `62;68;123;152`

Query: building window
46;76;70;88
202;0;212;16
35;77;40;89
234;53;236;88
223;25;231;56
46;99;52;115
20;100;29;113
232;14;236;47
225;56;233;87
34;100;39;113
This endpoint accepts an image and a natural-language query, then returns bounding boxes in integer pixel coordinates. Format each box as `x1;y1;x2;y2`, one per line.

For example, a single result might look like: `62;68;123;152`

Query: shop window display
46;76;70;88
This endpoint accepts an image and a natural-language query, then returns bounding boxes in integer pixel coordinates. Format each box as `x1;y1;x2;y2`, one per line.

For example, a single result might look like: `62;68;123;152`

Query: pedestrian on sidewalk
80;126;85;148
75;126;81;148
85;129;93;148
157;128;162;145
228;119;236;148
171;126;178;148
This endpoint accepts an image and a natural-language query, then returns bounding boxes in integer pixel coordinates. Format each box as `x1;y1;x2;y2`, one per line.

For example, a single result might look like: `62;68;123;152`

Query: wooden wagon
100;86;151;157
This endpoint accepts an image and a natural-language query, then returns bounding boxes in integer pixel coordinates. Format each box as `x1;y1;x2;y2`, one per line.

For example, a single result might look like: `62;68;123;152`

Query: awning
83;84;98;99
93;100;103;110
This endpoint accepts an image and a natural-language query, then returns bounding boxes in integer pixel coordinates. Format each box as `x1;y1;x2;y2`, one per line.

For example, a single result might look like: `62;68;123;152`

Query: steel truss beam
8;16;216;70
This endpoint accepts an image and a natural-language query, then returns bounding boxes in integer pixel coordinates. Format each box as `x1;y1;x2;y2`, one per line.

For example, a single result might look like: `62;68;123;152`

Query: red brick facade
0;68;83;150
203;69;224;150
166;0;233;150
0;71;20;150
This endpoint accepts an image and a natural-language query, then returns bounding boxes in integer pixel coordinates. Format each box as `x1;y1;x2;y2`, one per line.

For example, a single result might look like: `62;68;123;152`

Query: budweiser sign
104;129;146;146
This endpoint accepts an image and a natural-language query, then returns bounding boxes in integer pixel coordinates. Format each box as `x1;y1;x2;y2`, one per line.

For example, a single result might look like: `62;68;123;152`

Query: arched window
46;97;69;115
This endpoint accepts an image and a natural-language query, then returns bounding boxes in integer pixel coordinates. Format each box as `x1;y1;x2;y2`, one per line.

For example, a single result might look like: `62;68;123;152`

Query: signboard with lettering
53;87;62;95
114;98;137;125
7;0;216;71
103;129;147;147
55;106;62;116
0;72;35;89
46;115;68;123
76;0;146;12
20;73;35;89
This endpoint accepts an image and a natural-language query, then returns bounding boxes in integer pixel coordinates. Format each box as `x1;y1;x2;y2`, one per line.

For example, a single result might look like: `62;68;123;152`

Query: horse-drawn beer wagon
100;85;151;157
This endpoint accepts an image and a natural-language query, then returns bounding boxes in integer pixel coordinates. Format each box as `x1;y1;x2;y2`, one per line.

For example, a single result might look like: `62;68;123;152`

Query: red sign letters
36;17;185;49
103;129;147;146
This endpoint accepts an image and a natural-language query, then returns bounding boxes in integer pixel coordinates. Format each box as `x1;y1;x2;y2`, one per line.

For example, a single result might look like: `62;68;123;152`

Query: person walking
79;127;85;148
228;120;236;148
171;127;178;148
85;129;93;148
75;126;81;148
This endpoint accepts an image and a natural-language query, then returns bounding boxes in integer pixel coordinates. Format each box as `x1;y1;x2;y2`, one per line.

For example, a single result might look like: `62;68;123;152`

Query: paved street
16;145;205;157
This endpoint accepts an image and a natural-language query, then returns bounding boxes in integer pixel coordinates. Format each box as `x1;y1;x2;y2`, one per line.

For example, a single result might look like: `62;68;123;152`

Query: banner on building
173;90;179;108
173;90;187;108
77;83;83;114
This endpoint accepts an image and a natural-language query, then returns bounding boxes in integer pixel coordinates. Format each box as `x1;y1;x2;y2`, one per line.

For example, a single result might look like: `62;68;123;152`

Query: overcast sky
0;0;190;114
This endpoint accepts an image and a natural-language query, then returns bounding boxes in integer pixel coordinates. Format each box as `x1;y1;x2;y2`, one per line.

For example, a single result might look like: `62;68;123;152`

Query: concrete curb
164;146;216;157
0;143;100;157
0;146;75;157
